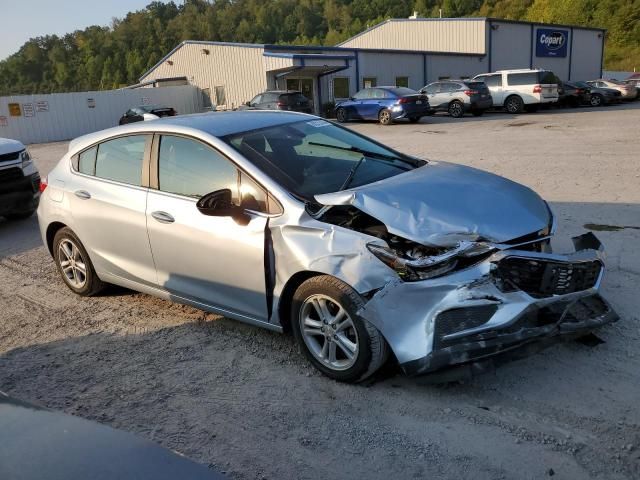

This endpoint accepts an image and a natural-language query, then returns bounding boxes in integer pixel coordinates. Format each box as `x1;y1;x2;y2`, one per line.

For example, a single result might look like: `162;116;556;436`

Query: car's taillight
575;88;584;94
39;175;48;193
533;85;542;93
398;97;410;104
277;101;288;109
464;90;478;96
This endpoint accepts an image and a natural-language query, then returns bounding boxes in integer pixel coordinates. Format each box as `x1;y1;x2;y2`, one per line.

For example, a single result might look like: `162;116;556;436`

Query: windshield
222;119;423;200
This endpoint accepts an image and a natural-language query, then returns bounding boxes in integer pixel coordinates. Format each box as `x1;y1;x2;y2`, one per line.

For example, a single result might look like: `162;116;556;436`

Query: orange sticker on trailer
8;103;21;116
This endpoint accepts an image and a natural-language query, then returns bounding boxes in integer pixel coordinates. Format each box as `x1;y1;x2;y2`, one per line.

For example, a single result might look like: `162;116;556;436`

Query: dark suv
240;91;313;113
420;80;492;117
118;105;177;125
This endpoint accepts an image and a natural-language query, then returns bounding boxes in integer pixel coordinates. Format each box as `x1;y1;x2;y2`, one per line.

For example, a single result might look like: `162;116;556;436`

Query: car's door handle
74;190;91;200
151;211;175;224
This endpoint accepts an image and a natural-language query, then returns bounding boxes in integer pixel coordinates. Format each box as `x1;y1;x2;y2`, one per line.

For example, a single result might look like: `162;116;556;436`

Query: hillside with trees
0;0;638;95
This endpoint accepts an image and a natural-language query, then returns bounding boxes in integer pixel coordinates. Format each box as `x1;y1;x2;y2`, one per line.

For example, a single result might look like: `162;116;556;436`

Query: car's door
361;88;385;119
67;134;157;286
145;134;270;321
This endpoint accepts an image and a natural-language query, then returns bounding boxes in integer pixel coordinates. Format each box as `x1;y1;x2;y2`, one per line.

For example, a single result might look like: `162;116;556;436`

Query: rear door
67;135;157;286
145;134;269;320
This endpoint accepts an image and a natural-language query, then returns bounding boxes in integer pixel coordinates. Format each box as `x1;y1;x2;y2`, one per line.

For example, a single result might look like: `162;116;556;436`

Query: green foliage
0;0;638;95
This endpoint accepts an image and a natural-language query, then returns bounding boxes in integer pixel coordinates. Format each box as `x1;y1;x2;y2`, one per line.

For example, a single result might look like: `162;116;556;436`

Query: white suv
473;69;559;113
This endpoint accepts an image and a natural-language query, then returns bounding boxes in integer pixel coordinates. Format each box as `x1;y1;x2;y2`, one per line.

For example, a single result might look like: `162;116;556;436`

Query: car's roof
0;137;25;156
70;111;313;153
262;90;302;94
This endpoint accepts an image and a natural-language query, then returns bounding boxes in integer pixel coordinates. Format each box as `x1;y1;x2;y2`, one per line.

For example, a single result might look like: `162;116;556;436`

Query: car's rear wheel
378;109;393;125
505;95;524;114
590;94;603;107
448;100;464;118
291;275;389;383
336;107;348;123
53;227;104;296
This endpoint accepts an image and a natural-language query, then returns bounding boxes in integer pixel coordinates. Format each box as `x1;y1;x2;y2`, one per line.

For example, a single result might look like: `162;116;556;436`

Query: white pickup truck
0;138;41;220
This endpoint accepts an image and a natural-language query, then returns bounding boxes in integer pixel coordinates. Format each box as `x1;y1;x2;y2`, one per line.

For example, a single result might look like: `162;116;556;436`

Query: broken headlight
367;241;495;281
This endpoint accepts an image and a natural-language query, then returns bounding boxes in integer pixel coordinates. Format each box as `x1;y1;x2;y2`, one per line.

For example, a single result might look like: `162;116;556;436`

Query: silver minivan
38;112;617;382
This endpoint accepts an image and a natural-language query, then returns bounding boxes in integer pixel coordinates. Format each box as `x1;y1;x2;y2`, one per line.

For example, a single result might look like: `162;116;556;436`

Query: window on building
363;77;377;89
395;76;409;88
95;135;147;186
333;77;350;99
202;88;213;109
158;135;238;199
214;86;226;106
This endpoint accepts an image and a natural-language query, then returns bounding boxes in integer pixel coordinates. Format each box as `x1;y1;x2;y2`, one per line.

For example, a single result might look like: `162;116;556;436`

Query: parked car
38;111;617;382
573;81;621;106
0;392;225;480
419;80;492;117
587;79;636;100
557;81;592;107
0;138;41;220
335;87;430;125
118;105;177;125
238;90;313;113
621;79;640;99
473;69;559;113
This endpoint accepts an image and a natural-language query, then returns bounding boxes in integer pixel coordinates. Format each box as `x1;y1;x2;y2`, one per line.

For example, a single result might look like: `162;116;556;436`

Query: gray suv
420;80;493;118
239;90;313;114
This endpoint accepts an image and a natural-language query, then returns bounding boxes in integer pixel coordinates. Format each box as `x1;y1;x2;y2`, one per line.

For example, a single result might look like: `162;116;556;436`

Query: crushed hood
315;161;551;247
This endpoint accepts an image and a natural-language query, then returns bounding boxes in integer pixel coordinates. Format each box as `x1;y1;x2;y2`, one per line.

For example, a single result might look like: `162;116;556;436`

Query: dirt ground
1;103;639;480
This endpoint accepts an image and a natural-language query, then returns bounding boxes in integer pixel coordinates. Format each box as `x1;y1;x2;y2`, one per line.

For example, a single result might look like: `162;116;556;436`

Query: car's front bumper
357;232;618;376
0;169;41;216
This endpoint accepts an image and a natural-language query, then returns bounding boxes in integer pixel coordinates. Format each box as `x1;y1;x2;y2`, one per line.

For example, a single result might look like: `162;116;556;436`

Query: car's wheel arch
46;221;67;256
277;271;326;333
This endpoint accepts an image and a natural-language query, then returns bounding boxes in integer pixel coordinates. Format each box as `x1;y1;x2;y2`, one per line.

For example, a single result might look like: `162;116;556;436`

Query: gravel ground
1;103;639;480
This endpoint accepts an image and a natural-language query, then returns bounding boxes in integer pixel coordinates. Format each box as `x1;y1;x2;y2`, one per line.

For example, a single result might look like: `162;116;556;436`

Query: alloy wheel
379;110;391;125
58;239;87;289
299;294;359;371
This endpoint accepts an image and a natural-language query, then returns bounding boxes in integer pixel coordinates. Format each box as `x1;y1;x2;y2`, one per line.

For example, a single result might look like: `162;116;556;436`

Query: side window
423;83;439;95
158;135;238;199
250;94;262;106
240;172;268;212
353;89;370;100
95;135;147;186
440;83;456;93
484;74;502;87
78;146;97;175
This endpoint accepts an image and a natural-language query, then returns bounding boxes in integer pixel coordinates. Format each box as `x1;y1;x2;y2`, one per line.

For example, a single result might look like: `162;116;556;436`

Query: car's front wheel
335;107;348;123
53;227;105;296
291;275;389;383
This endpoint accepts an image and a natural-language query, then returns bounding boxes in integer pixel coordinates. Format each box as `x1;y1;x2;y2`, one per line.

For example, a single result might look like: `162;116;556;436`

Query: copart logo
539;31;566;50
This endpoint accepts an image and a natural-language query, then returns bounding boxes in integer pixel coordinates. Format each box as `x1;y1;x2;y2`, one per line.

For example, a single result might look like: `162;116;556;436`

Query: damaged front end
354;230;617;376
300;200;617;377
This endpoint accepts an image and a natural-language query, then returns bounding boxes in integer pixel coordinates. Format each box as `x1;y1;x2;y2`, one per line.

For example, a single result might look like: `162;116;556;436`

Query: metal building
139;17;605;115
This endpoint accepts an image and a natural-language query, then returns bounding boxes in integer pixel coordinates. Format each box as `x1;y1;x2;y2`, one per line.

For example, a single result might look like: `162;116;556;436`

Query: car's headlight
367;241;495;281
21;150;32;169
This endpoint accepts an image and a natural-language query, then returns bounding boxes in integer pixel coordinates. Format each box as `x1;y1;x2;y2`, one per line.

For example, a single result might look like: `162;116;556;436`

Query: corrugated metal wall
571;29;604;80
339;19;486;54
0;85;202;145
488;22;532;71
142;43;268;109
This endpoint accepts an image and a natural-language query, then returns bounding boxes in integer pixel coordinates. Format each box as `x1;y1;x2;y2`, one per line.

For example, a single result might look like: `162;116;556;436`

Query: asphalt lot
1;103;639;479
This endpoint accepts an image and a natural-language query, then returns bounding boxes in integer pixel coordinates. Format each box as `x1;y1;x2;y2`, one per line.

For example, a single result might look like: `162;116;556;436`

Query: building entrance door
286;78;314;104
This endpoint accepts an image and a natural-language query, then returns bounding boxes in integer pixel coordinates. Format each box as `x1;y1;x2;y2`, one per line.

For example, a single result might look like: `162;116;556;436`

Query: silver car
38;111;617;382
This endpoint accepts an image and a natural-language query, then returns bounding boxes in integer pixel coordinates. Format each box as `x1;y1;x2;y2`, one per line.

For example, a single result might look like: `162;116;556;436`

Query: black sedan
558;82;592;107
119;105;177;125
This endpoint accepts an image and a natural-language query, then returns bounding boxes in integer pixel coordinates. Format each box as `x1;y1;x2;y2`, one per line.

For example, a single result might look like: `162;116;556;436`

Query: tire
4;210;35;221
504;95;524;114
408;116;420;123
53;227;105;296
448;100;464;118
291;275;389;383
378;109;393;125
336;107;348;123
590;94;603;107
471;109;484;117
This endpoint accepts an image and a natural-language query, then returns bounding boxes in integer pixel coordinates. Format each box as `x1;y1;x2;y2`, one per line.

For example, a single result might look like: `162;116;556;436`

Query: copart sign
536;28;568;58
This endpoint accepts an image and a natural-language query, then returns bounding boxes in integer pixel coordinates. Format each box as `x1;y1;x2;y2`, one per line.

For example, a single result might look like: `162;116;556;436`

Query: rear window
387;87;418;96
538;71;557;84
281;93;309;104
464;82;488;91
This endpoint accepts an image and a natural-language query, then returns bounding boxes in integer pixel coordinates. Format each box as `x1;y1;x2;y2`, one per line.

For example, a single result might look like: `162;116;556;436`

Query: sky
0;0;173;60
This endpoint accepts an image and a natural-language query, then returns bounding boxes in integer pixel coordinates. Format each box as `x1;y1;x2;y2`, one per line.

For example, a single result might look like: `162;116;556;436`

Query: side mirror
349;97;355;101
245;101;251;106
196;189;249;225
